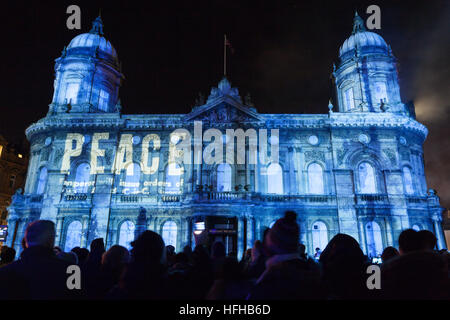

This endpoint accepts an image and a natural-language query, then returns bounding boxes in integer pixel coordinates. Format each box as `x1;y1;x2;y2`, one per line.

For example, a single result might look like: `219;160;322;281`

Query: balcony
257;194;335;204
355;194;389;206
406;196;428;205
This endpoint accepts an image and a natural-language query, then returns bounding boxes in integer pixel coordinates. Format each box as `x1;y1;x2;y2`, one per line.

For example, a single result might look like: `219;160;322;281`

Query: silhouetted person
381;230;449;299
417;230;437;251
0;246;16;267
189;245;214;299
83;238;106;299
110;231;169;299
167;252;192;299
57;251;78;265
248;211;324;300
0;220;78;299
71;247;89;266
398;229;421;254
319;233;370;300
381;246;399;263
244;240;266;280
182;245;193;263
211;241;226;278
166;245;176;267
89;245;130;299
207;256;252;300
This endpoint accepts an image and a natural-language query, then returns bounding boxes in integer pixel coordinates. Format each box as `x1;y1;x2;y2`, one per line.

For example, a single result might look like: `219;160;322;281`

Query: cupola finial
352;11;366;34
90;14;104;35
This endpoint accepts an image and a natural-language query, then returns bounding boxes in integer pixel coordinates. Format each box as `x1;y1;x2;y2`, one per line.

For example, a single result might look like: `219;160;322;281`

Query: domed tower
49;16;124;114
333;12;408;114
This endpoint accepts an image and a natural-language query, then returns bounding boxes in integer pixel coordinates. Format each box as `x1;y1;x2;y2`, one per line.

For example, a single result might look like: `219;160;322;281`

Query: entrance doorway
193;216;237;257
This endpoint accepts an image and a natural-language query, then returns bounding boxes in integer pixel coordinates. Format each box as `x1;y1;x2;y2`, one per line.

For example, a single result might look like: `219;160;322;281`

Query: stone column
358;218;367;254
385;218;394;247
333;169;359;240
433;218;447;250
55;217;64;247
237;217;245;259
288;147;295;195
246;216;254;249
81;214;90;248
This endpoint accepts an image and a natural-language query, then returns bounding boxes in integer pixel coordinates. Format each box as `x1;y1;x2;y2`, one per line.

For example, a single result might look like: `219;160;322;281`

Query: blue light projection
5;13;447;259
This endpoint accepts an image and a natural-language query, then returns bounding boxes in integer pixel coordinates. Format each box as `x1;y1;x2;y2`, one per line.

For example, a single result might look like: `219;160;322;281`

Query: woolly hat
267;211;299;253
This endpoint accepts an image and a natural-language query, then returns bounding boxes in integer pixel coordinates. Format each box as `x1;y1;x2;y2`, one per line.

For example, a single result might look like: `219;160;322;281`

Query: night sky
1;1;449;207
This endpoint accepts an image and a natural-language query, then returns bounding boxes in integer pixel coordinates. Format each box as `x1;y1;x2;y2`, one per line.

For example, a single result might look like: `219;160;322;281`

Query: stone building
0;135;28;241
6;13;447;257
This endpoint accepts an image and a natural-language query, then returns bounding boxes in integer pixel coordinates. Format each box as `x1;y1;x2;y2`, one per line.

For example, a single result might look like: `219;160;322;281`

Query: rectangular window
65;83;80;104
344;88;355;110
98;89;110;112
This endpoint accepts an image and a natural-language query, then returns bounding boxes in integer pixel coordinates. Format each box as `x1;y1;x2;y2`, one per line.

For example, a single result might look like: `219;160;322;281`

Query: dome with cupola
339;12;389;58
65;16;118;64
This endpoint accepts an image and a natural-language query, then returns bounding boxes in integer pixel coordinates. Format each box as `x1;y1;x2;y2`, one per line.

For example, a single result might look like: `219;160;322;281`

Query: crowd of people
0;211;448;300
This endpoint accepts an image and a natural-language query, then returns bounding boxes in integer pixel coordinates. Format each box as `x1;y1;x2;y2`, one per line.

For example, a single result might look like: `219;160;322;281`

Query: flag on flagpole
225;36;235;54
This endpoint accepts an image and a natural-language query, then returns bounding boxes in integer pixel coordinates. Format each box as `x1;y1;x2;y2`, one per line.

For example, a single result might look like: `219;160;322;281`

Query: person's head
264;211;299;256
174;252;189;265
315;247;321;253
102;245;130;270
24;220;56;249
251;240;263;261
57;251;78;264
398;229;421;254
319;233;364;266
166;245;175;256
130;230;165;265
211;241;226;259
417;230;437;251
71;247;89;265
381;246;399;263
0;246;16;264
90;238;105;254
220;256;242;281
298;243;306;255
182;245;192;257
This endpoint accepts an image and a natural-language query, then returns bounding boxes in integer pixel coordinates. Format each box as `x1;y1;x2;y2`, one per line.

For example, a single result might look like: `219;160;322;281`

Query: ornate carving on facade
304;150;325;163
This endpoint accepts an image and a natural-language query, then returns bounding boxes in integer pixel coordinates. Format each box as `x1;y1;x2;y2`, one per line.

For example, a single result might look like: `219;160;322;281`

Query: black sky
1;0;449;207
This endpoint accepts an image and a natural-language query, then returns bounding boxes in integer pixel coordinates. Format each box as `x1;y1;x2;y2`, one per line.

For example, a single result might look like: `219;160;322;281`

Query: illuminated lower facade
6;13;447;257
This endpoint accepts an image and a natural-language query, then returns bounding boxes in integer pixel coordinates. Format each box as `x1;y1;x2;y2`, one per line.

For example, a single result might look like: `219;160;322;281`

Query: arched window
74;163;91;193
165;163;183;194
358;162;377;194
162;221;177;250
64;220;82;252
125;163;141;194
312;221;328;251
217;163;232;192
267;163;283;194
365;221;383;258
118;220;135;250
36;167;48;194
402;166;414;195
412;224;420;231
308;163;324;194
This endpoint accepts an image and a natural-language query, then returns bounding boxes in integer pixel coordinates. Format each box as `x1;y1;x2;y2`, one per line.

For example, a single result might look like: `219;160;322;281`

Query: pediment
185;99;261;123
185;77;261;123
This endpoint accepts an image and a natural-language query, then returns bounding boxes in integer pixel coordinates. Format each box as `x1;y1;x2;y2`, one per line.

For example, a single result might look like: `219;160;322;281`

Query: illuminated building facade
0;135;28;235
6;14;447;257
